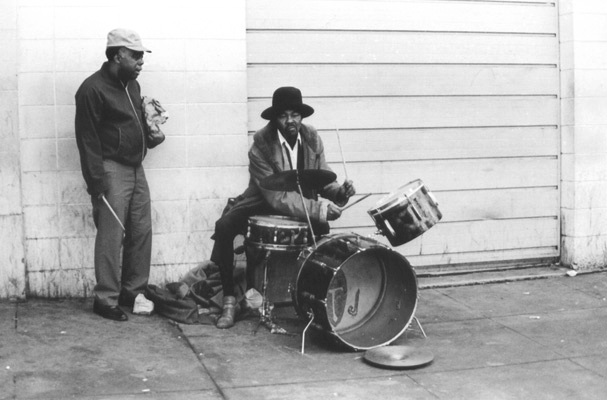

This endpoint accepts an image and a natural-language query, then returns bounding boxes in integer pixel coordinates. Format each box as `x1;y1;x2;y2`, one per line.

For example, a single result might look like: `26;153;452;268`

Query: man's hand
337;179;356;204
327;203;342;221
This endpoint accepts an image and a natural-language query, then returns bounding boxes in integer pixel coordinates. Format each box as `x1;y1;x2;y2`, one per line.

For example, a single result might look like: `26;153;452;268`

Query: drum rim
345;299;418;351
244;240;307;252
368;179;424;215
248;214;308;227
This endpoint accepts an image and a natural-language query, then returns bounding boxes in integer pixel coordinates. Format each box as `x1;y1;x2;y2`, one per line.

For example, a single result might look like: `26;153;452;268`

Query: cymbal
363;345;434;370
260;169;337;191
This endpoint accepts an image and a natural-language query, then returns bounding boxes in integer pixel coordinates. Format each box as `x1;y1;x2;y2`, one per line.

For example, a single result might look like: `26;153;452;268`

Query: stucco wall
0;0;26;299
560;0;607;270
11;0;248;297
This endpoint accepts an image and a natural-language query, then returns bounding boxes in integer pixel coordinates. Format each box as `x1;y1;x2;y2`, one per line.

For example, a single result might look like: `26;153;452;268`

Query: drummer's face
276;109;302;142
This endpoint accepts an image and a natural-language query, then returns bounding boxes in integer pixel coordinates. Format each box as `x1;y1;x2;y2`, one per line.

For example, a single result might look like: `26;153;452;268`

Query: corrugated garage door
246;0;560;271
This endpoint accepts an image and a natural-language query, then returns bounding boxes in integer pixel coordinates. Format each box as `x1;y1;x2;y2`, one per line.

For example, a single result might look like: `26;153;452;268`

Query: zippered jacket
75;62;154;196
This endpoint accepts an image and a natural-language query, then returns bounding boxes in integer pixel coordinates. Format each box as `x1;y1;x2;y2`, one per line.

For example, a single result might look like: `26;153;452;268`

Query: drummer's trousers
210;203;271;297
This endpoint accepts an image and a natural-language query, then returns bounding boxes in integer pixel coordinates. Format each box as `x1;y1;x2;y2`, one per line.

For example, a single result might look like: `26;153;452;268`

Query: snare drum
367;179;442;247
245;215;310;252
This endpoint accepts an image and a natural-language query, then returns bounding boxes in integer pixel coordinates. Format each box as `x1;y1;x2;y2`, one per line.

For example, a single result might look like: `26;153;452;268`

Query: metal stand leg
301;311;315;355
254;250;291;336
413;316;427;338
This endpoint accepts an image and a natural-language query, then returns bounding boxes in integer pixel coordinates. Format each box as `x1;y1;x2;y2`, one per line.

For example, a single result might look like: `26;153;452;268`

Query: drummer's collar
277;130;301;151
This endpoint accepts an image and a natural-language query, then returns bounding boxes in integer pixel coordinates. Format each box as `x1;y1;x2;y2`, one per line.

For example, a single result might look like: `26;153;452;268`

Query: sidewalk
2;271;607;399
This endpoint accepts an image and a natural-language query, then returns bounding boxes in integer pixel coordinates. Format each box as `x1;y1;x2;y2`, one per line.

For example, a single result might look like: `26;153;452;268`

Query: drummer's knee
214;216;243;241
214;218;231;239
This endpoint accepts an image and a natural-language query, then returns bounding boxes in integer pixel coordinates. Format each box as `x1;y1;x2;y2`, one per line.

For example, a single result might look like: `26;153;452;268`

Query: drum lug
302;291;316;302
310;259;328;269
302;291;326;306
384;220;396;236
410;202;422;221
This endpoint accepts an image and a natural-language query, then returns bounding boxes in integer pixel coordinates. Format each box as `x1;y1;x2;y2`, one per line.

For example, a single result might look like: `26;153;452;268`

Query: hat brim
260;104;314;120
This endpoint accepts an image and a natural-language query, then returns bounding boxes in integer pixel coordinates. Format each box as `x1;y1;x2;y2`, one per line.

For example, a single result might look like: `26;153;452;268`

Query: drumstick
339;193;372;212
336;128;348;181
101;194;125;231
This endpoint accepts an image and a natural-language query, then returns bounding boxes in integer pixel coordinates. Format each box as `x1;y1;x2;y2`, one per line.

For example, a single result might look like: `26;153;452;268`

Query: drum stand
413;316;427;338
253;249;292;336
294;169;317;248
255;170;317;336
301;311;315;354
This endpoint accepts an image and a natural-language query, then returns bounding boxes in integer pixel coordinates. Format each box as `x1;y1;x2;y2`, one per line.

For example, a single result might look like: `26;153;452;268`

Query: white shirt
278;132;301;170
277;130;330;222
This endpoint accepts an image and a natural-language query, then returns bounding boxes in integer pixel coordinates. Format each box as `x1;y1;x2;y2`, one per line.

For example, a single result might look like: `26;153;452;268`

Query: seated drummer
210;86;356;329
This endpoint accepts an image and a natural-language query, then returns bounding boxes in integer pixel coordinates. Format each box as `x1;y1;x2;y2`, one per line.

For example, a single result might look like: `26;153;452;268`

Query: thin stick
339;193;372;212
101;195;126;231
336;128;348;181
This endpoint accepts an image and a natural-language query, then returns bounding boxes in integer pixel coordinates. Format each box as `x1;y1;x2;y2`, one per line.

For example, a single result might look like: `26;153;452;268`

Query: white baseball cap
106;28;151;53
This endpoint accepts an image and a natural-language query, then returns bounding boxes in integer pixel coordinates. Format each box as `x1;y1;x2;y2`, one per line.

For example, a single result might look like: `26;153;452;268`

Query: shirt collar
277;131;301;150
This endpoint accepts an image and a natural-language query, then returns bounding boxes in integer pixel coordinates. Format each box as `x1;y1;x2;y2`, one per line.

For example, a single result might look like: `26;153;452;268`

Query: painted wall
0;0;26;299
560;0;607;270
7;0;248;298
246;0;561;269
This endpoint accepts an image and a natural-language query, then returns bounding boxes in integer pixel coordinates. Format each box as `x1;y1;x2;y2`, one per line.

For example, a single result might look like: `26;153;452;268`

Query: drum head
249;215;307;227
329;248;417;350
372;179;423;213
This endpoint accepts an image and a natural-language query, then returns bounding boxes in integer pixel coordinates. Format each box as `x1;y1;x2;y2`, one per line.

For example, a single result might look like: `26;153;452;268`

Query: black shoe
93;302;128;322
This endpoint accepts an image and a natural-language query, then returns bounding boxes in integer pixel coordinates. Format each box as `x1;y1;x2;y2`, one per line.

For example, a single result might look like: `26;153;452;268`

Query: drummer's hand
337;180;356;204
327;203;342;221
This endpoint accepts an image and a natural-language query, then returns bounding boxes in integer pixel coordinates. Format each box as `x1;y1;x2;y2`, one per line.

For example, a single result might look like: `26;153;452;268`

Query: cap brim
125;45;152;53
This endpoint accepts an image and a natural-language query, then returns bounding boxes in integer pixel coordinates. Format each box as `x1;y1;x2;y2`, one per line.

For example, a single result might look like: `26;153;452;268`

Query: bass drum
293;233;418;351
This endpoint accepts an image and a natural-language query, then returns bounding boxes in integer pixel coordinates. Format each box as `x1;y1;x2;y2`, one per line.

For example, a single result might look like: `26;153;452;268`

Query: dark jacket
75;62;155;196
232;122;343;223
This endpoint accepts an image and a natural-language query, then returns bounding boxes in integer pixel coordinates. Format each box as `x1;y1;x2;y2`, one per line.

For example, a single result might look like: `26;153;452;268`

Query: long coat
232;122;344;224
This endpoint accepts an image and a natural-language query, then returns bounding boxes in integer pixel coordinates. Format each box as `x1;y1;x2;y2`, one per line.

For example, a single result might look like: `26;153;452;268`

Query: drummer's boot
217;296;237;329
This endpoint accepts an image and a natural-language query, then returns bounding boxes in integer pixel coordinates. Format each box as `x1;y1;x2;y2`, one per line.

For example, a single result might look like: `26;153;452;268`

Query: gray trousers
92;159;152;306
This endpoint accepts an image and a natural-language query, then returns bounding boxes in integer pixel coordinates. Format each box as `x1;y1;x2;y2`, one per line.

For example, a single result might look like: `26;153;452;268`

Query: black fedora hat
260;87;314;120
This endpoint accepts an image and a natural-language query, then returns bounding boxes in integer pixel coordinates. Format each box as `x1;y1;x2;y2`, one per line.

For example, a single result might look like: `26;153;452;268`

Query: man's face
276;109;302;142
117;48;145;81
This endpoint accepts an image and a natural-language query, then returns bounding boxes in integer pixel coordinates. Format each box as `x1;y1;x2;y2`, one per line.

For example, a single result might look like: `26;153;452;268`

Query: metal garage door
246;0;560;271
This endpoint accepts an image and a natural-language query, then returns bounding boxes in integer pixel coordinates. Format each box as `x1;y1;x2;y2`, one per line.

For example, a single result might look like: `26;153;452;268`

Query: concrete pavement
2;270;607;399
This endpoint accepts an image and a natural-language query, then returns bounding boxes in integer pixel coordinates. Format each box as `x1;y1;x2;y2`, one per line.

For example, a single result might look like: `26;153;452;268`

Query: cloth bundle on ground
145;260;258;324
145;284;203;324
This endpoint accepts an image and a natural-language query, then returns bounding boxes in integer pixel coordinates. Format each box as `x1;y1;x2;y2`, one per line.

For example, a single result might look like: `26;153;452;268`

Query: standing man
210;86;356;329
75;29;163;321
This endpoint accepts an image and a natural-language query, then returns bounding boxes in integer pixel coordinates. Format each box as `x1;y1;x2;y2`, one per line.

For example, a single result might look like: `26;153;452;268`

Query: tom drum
367;179;442;247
